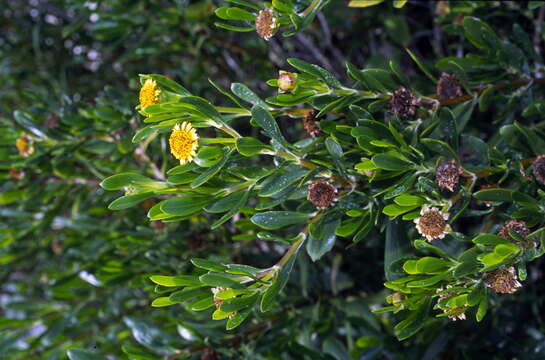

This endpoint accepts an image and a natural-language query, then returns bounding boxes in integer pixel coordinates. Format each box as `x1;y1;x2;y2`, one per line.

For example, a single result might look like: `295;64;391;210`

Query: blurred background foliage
1;0;545;359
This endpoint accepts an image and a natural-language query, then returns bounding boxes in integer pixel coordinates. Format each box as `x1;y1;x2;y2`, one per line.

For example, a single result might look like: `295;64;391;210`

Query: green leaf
383;203;419;217
108;192;155;210
146;74;190;96
258;167;308;197
325;137;343;158
149;275;202;287
151;297;176;307
226;308;251;330
231;83;268;107
476;296;488;322
306;212;342;261
251;211;313;230
474;188;513;202
211;189;250;229
159;195;211;216
191;258;228;272
406;48;437;83
372;154;412;171
385;219;412;281
100;172;154;190
463;17;500;52
287;58;342;89
215;7;256;21
393;0;408;8
236;137;270;156
420;138;458;159
199;274;245;289
394;194;424;207
348;0;384;7
394;297;431;340
220;293;258;313
191;148;234;188
251;105;290;148
67;349;107;360
472;234;512;246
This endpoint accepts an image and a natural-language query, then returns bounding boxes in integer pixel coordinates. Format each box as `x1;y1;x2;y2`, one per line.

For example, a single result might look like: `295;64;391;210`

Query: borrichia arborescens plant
101;15;545;339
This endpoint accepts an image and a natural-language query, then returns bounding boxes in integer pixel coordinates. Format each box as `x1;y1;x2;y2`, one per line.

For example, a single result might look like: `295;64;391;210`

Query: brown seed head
390;86;420;119
45;113;60;129
414;206;450;241
255;9;278;41
532;155;545;185
484;266;522;294
8;168;25;180
435;159;464;192
437;73;463;101
307;180;337;209
201;348;220;360
303;110;320;138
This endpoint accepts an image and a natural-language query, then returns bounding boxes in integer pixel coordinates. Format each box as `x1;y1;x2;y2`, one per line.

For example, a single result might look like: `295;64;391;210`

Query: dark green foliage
2;1;545;359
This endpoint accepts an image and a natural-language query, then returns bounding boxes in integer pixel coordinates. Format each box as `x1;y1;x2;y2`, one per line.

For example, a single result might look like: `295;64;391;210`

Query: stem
301;0;324;17
216;106;251;115
277;236;306;267
199;137;236;145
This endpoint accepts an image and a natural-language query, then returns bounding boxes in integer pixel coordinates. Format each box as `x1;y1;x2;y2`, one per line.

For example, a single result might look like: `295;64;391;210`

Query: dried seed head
484;266;522;294
307;180;337;209
150;221;167;233
303;109;320;138
45;113;60;129
255;8;278;41
201;348;220;360
436;284;457;300
414;205;450;241
532;154;545;185
278;71;297;93
498;219;530;241
8;168;25;180
437;73;463;101
435;159;464;192
390;86;420;119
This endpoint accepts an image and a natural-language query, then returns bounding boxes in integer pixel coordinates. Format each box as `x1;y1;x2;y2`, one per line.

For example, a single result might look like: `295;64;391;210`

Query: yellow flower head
169;122;198;165
16;133;34;157
139;78;161;109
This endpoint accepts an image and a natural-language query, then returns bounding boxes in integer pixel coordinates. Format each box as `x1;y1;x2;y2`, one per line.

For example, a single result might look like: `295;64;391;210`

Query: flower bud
278;71;297;93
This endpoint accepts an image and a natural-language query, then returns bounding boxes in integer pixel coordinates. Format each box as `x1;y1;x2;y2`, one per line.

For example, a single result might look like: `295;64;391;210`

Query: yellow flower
16;134;34;157
169;122;198;165
139;78;161;109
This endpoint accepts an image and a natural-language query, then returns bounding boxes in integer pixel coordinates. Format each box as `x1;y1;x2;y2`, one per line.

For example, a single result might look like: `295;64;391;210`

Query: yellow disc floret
139;78;161;109
169;122;198;165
